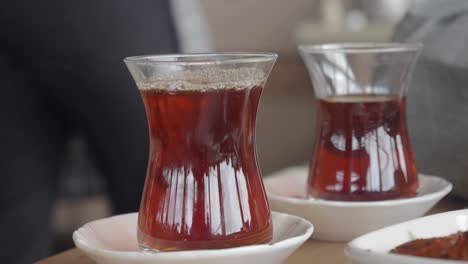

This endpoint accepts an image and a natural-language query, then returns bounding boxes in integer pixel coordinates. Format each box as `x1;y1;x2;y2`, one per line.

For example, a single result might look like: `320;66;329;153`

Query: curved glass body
125;53;277;251
299;43;422;201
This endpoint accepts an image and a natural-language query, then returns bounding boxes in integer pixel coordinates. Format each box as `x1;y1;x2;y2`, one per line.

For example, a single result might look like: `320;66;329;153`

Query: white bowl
265;165;452;242
72;211;313;264
346;209;468;264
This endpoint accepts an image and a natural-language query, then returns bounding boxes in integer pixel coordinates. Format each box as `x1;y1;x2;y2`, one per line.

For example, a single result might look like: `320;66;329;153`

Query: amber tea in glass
299;43;422;201
125;53;277;251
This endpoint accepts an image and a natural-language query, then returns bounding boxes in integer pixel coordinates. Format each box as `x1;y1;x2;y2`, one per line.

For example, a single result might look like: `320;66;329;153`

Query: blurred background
5;0;467;262
52;0;412;252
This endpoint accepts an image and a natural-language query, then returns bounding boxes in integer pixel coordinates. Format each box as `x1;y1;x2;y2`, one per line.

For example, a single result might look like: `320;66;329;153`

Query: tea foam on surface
137;67;265;92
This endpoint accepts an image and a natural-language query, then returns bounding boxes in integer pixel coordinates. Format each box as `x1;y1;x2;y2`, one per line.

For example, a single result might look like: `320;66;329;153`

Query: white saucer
346;209;468;264
72;211;313;264
265;165;452;242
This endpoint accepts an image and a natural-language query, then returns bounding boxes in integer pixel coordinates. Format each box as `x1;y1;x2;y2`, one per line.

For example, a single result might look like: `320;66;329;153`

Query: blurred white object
265;165;452;242
346;209;468;264
171;0;213;52
346;10;369;31
73;212;313;264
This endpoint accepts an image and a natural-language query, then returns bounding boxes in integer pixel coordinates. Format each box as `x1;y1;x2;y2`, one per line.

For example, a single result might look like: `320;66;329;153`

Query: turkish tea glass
125;53;277;251
299;43;422;201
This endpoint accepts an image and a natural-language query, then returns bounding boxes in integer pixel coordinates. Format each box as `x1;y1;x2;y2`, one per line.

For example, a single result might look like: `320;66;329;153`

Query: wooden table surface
36;197;466;264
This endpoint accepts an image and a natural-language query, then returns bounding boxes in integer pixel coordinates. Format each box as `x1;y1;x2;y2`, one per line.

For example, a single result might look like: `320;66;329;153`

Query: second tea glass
299;43;422;201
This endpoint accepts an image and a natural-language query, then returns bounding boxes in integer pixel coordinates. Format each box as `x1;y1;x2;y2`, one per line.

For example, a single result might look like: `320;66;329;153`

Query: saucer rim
73;211;314;260
266;174;452;207
344;208;468;264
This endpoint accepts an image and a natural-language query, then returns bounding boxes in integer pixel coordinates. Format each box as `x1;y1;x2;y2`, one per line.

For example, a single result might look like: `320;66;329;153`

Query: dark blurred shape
393;0;468;200
0;1;178;263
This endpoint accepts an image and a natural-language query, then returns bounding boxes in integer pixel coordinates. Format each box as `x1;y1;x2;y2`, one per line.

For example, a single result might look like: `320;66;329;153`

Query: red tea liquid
308;95;418;201
138;86;272;251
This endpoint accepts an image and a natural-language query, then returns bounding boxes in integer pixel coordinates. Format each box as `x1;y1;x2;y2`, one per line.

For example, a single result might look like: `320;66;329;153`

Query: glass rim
124;52;278;65
298;42;423;54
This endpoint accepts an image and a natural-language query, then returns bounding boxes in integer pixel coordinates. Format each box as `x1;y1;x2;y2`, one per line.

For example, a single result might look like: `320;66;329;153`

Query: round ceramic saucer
73;211;313;264
265;165;452;242
346;209;468;264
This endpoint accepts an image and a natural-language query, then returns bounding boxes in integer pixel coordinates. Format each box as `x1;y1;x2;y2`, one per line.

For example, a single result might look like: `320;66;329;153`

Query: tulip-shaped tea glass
125;53;277;251
299;43;422;201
